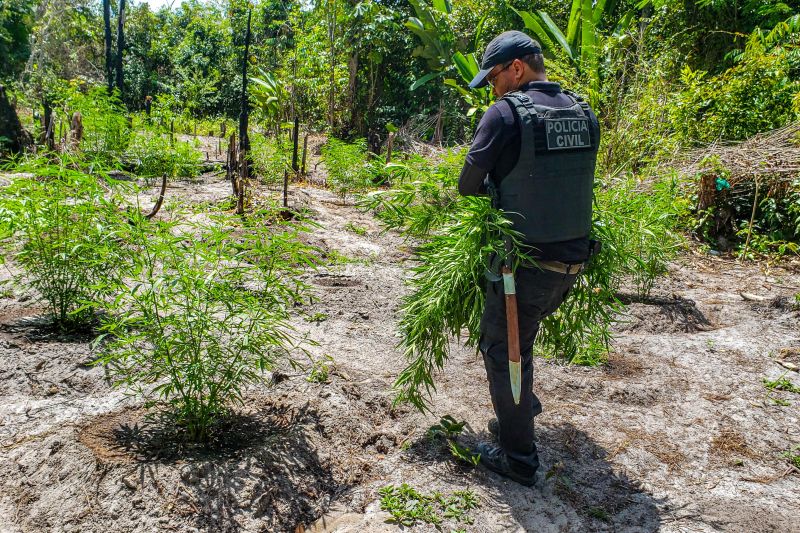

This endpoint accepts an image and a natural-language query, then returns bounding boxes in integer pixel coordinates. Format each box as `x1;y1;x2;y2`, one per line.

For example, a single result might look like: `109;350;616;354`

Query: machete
502;265;522;405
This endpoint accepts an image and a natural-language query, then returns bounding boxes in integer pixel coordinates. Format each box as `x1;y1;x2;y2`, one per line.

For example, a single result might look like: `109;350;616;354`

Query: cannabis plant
0;158;130;328
94;215;317;441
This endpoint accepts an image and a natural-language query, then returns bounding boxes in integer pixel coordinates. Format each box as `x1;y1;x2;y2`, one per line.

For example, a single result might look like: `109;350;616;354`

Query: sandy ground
0;162;799;533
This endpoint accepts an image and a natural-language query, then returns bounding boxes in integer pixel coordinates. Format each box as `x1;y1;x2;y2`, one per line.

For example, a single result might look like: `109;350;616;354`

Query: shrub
58;82;131;164
250;134;292;185
670;46;800;145
321;137;386;195
126;127;203;180
94;214;318;441
0;157;130;328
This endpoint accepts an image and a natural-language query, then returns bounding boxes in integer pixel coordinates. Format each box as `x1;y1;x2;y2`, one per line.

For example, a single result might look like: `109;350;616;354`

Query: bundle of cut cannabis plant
363;156;683;411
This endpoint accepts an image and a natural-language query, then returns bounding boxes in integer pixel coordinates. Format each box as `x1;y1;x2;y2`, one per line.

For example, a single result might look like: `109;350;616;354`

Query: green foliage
126;128;203;180
783;446;800;469
344;221;368;236
425;415;481;466
306;354;335;383
59;83;131;164
363;150;684;408
538;177;687;364
94;214;317;442
763;374;800;394
379;483;479;528
0;0;34;80
670;44;800;144
250;134;291;185
0;157;129;328
426;414;466;440
321;137;386;195
390;196;527;410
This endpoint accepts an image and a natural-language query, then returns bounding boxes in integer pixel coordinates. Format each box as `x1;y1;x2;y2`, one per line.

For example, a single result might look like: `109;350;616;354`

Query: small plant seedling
769;396;791;406
306;354;335;383
783;446;800;469
427;415;466;440
304;312;328;323
448;440;481;467
763;375;800;394
344;222;368;236
378;483;478;528
426;415;481;466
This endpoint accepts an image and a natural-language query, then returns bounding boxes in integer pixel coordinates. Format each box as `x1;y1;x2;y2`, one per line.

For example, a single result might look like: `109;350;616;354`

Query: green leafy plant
321;137;386;195
363;151;683;409
344;221;368;236
0;158;130;328
379;483;479;528
763;374;800;394
783;446;800;469
307;354;335;383
94;214;317;441
426;415;480;466
126;128;203;180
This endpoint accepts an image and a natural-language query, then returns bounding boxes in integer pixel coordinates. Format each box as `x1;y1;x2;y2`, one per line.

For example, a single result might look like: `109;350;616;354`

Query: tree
0;0;34;81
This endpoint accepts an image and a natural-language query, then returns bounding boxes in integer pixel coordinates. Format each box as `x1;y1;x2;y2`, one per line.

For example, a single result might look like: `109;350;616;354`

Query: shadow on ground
403;420;662;532
84;402;345;532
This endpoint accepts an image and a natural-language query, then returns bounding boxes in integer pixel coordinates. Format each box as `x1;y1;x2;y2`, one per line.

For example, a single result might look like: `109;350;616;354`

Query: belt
534;259;585;275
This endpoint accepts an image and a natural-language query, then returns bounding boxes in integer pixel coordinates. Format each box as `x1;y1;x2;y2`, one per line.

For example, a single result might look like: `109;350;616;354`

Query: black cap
469;31;542;89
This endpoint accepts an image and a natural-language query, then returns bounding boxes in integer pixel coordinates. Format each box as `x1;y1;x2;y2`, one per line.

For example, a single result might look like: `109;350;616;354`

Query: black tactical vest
496;90;598;243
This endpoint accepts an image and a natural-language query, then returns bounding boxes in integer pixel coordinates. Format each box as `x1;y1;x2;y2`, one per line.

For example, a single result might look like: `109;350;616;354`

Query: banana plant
249;67;287;134
511;0;649;97
405;0;455;86
445;51;492;123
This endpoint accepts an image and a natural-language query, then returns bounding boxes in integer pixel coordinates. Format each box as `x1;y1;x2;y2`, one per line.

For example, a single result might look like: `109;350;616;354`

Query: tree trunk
0;86;32;154
42;99;54;150
326;0;337;131
291;116;299;172
104;0;113;93
238;9;251;173
115;0;126;99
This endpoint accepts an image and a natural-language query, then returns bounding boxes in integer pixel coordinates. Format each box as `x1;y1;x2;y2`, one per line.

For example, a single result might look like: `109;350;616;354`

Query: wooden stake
301;134;309;175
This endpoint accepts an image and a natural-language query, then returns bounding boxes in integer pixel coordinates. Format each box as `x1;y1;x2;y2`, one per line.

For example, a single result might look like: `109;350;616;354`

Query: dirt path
0;165;799;532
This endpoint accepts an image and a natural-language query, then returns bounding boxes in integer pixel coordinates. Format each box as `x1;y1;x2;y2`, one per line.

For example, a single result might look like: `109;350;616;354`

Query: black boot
476;442;536;487
488;418;499;440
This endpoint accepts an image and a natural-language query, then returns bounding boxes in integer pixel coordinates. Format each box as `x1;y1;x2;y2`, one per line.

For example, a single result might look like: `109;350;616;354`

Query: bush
126;127;203;180
537;177;687;364
670;46;800;145
250;134;292;185
0;157;130;328
321;137;386;196
59;82;131;164
94;214;318;441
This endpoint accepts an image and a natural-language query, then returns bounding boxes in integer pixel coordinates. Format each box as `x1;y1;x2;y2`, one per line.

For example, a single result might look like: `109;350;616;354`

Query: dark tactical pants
479;266;579;475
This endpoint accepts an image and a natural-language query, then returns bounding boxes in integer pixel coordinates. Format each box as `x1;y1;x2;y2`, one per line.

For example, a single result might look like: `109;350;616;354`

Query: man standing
459;31;600;486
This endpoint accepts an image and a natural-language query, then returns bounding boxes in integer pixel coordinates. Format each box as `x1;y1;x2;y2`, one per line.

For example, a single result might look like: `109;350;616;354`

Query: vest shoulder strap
500;92;536;165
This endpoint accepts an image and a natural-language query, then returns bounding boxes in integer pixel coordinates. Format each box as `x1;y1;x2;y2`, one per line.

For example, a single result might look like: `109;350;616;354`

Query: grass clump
379;483;479;528
94;214;317;442
763;374;800;394
0;157;130;329
783;446;800;469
